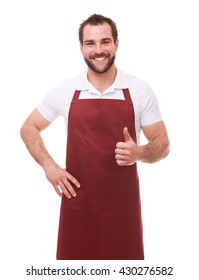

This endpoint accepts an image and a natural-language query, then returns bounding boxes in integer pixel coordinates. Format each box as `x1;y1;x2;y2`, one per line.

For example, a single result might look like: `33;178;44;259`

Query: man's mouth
90;52;110;62
94;57;107;61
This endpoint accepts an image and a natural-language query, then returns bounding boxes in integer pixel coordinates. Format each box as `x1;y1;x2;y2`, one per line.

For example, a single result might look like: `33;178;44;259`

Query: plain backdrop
1;0;199;279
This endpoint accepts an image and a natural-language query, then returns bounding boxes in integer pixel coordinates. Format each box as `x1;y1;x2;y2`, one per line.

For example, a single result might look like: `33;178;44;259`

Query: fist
115;127;138;166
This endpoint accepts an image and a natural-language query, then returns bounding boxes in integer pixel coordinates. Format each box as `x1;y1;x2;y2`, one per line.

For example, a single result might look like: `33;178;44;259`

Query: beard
84;52;116;74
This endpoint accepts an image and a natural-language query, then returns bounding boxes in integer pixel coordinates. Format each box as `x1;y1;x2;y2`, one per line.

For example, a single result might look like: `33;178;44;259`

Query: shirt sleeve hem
141;117;163;127
37;105;56;123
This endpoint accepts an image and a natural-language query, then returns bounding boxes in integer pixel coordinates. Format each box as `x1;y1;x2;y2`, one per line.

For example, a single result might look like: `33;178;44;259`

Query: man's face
81;23;119;74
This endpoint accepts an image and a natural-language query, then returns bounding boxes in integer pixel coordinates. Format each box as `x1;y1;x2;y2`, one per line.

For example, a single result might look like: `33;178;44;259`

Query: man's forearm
20;125;56;171
138;137;170;163
20;122;81;198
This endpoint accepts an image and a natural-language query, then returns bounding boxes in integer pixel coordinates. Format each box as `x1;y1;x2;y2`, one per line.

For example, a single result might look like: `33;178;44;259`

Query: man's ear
80;43;83;53
115;39;119;51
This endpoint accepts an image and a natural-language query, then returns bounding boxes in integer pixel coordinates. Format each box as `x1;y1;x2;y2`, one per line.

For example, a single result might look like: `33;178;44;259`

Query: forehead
82;23;113;42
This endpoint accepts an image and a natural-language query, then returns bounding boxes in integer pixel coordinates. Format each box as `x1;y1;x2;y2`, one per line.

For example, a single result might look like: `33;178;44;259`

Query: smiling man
82;24;117;74
20;14;170;260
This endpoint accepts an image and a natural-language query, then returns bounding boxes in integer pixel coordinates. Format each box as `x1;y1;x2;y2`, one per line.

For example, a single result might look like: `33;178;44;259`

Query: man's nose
95;43;103;54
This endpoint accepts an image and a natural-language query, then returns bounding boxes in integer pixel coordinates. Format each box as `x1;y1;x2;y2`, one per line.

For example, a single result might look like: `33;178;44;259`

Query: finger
115;154;128;160
52;183;62;197
62;179;77;198
58;181;73;199
115;148;130;156
116;159;126;166
116;158;133;166
123;127;132;142
66;172;81;188
116;142;127;149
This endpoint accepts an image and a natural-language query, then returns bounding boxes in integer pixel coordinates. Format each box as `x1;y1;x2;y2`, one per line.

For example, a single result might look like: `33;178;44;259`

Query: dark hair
78;14;118;45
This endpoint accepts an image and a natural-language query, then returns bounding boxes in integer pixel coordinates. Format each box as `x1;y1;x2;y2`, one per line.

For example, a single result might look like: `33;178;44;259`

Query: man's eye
86;42;93;46
103;41;110;45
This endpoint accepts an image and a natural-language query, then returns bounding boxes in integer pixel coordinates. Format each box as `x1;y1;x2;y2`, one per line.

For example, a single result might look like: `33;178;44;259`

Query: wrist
136;145;145;162
42;158;58;173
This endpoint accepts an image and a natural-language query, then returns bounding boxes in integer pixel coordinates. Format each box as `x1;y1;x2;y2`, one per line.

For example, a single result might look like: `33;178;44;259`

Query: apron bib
57;89;144;260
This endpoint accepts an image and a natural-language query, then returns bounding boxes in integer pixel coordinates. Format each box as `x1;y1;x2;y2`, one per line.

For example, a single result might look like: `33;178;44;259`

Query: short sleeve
140;84;162;127
37;83;66;122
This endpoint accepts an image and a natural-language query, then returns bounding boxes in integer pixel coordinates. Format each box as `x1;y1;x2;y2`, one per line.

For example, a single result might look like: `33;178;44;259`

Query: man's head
79;14;119;74
79;14;118;45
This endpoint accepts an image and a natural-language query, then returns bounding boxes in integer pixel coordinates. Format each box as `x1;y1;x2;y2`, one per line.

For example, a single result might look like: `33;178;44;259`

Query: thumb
123;127;132;142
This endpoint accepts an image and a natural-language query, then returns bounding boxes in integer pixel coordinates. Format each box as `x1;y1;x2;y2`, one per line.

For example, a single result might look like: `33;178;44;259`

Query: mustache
89;51;110;59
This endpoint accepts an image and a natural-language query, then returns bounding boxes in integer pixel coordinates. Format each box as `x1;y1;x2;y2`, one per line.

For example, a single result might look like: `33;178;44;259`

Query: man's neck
87;66;117;93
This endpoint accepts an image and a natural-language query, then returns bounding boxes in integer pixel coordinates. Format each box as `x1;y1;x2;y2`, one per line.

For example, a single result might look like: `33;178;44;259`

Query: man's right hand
20;108;81;199
44;164;81;199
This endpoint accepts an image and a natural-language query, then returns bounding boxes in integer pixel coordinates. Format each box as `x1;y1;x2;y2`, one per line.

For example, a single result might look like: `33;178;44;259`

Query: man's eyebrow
101;37;112;41
84;39;95;44
84;37;112;44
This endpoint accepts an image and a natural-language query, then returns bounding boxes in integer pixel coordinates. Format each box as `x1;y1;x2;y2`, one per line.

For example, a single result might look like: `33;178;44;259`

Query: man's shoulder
117;68;149;91
48;72;86;94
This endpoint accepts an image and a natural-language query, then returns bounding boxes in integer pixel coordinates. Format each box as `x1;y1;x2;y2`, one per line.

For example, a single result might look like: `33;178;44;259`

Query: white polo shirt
37;68;162;144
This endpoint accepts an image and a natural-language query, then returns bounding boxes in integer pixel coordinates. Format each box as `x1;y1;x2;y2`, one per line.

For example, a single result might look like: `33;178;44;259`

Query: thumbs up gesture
115;127;139;166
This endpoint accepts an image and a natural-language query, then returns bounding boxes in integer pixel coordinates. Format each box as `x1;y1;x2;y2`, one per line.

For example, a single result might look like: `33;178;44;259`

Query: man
20;14;170;260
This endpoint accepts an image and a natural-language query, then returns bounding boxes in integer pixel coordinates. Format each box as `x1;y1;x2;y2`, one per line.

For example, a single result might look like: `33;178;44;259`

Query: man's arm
139;121;170;163
115;121;170;166
20;108;80;198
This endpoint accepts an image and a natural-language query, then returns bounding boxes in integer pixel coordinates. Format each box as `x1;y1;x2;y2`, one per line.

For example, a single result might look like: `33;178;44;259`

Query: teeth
95;57;106;61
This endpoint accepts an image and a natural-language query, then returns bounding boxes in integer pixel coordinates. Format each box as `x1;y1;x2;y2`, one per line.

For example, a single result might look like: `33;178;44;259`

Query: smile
94;57;107;61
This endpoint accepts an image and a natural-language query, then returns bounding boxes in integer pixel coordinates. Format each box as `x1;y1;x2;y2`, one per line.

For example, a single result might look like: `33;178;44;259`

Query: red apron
57;89;144;260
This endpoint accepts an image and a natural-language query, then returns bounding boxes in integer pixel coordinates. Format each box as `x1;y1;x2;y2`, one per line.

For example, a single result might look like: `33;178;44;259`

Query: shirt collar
76;68;129;94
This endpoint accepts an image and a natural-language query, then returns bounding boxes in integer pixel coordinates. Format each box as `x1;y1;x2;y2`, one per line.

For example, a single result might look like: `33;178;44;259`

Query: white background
0;0;199;279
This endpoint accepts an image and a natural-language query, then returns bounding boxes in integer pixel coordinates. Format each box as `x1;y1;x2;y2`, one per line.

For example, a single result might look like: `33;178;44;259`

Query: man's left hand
115;127;140;166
